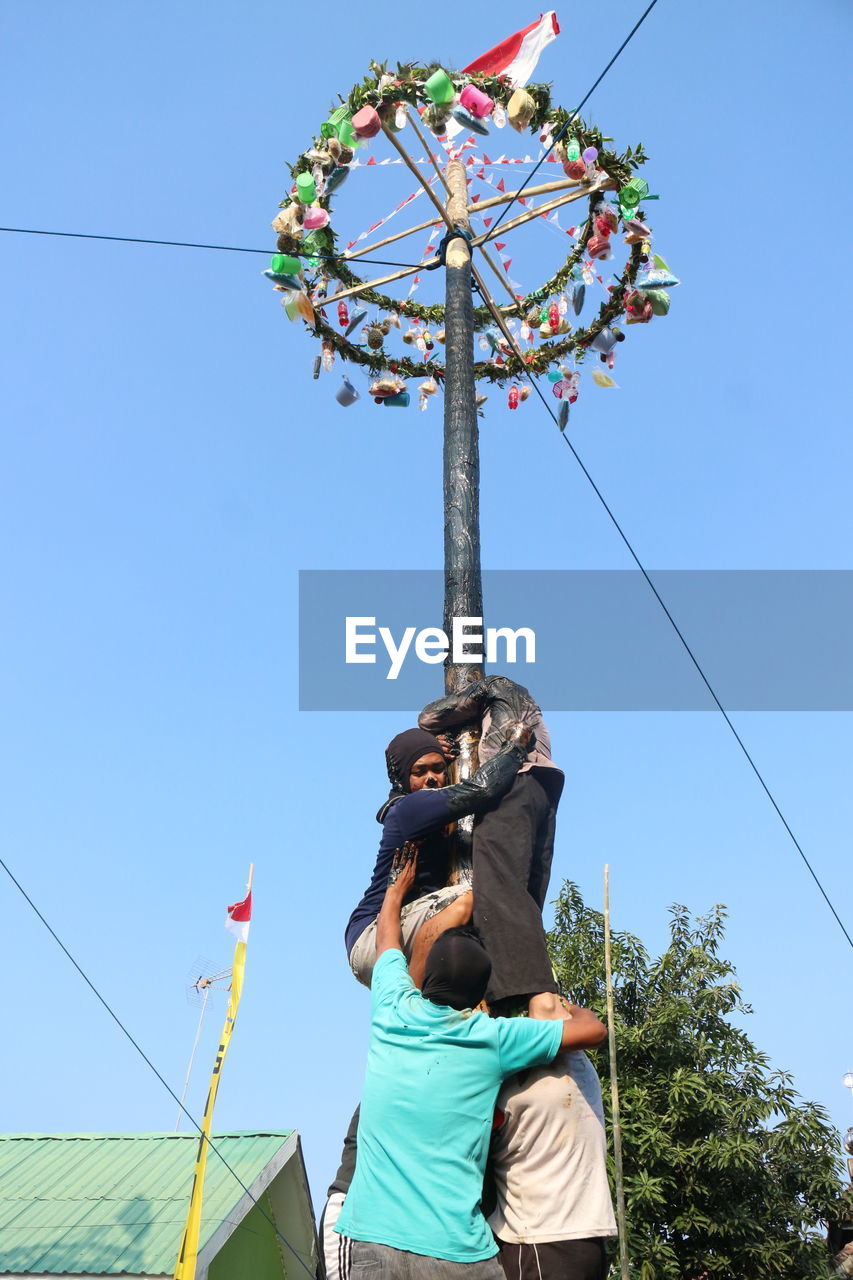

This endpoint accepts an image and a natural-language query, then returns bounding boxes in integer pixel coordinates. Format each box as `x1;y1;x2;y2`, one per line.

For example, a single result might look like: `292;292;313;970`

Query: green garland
272;64;657;388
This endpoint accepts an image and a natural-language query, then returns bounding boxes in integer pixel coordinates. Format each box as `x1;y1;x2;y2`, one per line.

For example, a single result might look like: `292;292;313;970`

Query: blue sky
3;0;853;1220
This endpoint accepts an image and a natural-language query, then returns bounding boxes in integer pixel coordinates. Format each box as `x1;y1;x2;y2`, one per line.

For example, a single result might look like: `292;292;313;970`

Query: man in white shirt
488;1051;617;1280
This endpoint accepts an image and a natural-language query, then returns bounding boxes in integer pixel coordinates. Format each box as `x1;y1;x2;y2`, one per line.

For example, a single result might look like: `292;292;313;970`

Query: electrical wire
487;0;662;239
0;225;421;269
0;854;316;1280
511;361;853;954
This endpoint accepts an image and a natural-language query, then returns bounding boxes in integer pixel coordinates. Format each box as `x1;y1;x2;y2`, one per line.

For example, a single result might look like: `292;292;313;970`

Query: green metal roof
0;1132;295;1275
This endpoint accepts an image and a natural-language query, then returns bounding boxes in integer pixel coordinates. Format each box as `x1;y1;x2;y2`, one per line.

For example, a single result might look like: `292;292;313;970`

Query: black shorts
497;1237;609;1280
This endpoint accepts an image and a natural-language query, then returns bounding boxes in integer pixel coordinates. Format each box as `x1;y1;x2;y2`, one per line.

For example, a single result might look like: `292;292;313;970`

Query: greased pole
443;158;482;876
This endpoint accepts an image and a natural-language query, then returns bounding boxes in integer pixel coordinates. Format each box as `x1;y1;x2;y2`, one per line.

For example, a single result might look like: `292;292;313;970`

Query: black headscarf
421;926;492;1012
385;727;446;795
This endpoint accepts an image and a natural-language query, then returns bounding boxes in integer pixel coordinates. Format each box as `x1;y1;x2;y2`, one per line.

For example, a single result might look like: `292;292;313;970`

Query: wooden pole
443;157;482;877
604;864;631;1280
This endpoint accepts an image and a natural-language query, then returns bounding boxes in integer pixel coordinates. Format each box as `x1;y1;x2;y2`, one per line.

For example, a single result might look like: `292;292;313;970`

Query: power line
0;225;420;269
516;369;853;954
488;0;662;238
0;854;316;1280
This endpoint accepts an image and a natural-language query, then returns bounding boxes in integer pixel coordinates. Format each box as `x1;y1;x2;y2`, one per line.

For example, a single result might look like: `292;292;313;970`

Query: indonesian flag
225;891;252;944
463;12;560;88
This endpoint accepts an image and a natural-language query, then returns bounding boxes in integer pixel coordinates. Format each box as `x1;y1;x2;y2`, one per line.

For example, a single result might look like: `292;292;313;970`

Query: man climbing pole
419;675;565;1016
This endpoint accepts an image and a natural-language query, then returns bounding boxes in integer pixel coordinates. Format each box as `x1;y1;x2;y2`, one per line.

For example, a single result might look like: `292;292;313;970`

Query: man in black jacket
419;676;565;1016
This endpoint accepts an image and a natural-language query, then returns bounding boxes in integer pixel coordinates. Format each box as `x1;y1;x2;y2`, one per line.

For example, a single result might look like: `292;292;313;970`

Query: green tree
547;884;845;1279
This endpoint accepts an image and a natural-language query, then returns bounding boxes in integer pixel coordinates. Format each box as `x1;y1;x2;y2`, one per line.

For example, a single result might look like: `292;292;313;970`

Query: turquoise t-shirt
335;948;563;1262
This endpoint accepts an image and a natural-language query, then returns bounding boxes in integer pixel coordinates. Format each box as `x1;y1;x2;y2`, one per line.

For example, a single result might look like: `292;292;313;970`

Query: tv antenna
175;960;233;1130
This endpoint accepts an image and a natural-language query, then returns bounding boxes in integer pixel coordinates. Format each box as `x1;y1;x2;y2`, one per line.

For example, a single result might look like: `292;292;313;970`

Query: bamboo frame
473;180;608;247
604;865;631;1280
342;156;603;263
326;155;607;310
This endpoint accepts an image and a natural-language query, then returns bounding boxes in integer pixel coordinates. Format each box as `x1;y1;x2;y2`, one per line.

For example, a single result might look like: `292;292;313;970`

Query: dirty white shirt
488;1051;617;1243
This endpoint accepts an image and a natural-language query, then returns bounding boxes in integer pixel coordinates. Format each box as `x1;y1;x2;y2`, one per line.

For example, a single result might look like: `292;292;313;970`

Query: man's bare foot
528;992;572;1020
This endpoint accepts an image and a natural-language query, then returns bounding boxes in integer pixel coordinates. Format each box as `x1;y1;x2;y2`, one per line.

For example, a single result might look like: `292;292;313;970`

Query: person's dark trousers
351;1241;504;1278
472;771;559;1004
497;1238;608;1280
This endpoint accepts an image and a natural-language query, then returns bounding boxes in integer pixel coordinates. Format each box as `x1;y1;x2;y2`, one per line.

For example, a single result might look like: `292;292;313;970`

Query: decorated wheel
265;61;678;421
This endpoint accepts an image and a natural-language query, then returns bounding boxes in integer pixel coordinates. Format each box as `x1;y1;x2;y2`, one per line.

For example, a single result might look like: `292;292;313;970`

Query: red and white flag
225;891;252;944
442;13;560;146
463;12;560;88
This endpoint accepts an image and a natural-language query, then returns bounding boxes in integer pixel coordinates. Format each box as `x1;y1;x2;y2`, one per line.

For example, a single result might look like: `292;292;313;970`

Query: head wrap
421;926;492;1012
385;727;447;795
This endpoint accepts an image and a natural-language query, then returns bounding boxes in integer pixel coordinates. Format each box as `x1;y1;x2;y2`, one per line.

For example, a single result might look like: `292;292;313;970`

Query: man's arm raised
375;843;420;959
419;675;535;740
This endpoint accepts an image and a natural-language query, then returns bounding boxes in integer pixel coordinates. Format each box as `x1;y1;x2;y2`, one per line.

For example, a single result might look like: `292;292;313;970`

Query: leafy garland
273;64;654;387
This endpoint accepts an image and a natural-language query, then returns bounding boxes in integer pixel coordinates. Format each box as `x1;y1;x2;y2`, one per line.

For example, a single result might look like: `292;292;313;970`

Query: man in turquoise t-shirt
336;846;607;1277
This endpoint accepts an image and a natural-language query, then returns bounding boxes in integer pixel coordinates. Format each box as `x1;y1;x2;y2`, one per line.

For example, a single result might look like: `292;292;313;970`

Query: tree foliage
547;884;845;1278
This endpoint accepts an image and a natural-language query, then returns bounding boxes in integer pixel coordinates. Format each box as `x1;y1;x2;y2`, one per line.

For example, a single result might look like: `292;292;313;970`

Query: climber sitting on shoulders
345;718;532;989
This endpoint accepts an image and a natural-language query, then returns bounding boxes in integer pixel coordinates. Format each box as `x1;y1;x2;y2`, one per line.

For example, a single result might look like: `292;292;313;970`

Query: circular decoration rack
266;62;678;416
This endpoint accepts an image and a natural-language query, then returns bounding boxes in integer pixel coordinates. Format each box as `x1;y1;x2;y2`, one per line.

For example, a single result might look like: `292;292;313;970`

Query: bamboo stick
325;258;436;306
467;173;592;213
469;265;526;362
604;865;631;1280
405;109;452;195
343;215;442;262
472;181;607;248
381;122;450;222
475;246;524;308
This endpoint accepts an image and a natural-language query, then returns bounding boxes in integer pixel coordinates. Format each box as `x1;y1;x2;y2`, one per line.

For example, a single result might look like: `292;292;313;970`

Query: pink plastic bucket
460;84;494;118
